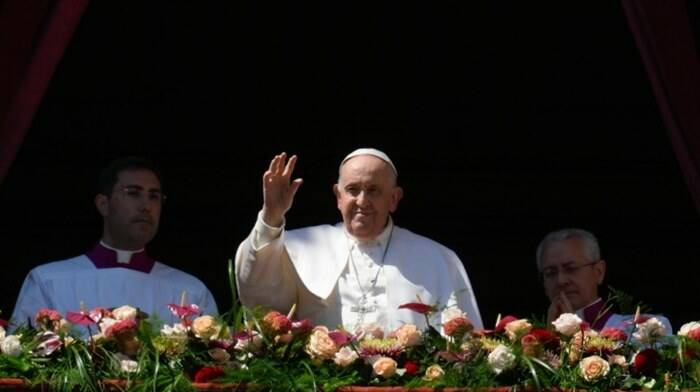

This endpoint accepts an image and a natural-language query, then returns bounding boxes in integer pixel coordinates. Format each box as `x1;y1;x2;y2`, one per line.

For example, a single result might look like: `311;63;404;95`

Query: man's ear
595;259;607;285
389;186;403;213
332;184;341;208
95;194;109;217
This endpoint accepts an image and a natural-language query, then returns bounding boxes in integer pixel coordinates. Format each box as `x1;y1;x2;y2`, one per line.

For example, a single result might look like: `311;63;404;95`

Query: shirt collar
86;242;155;273
344;216;394;252
576;297;614;330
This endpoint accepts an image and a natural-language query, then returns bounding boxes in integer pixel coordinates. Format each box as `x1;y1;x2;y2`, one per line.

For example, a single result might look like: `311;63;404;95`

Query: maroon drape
622;0;700;214
0;0;89;186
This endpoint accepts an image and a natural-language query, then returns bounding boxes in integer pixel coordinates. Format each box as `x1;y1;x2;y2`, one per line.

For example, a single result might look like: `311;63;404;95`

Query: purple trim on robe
86;243;155;273
583;299;614;330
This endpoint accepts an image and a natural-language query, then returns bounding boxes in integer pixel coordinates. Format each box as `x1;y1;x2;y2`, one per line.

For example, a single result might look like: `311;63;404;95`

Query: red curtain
0;0;89;186
622;0;700;214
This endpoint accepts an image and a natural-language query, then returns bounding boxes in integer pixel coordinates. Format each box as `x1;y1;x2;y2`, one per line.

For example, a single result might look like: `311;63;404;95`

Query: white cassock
236;213;483;332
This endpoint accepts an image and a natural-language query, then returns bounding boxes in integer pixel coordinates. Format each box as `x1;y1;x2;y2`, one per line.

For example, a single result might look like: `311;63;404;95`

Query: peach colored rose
305;326;339;361
579;355;610;382
371;356;397;378
422;364;445;381
392;324;421;347
505;318;532;341
192;315;221;340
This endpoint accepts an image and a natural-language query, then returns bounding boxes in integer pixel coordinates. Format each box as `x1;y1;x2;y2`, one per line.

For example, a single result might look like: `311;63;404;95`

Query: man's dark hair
97;157;162;196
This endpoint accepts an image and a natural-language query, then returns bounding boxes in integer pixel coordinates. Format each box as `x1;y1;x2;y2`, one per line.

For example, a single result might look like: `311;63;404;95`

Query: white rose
0;326;5;341
633;317;666;344
1;335;22;357
333;346;359;367
161;323;188;336
116;353;138;373
552;313;583;337
99;317;118;332
112;305;138;321
488;344;515;374
441;307;466;324
678;321;700;336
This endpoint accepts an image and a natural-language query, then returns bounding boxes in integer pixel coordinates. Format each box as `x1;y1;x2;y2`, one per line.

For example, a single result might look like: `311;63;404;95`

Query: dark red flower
404;360;420;375
0;319;8;327
328;330;352;346
633;348;660;376
398;302;435;315
193;366;225;383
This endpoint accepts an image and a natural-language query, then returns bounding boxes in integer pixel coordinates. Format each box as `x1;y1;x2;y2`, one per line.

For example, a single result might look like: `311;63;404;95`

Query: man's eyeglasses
117;186;166;203
539;260;600;282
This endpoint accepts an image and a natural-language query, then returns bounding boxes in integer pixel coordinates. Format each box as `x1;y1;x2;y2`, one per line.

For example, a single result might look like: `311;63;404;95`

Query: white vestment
11;255;218;326
235;215;483;332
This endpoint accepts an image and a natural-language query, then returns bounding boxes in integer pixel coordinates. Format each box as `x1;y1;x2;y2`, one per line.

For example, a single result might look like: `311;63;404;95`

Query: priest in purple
537;228;671;332
11;157;217;327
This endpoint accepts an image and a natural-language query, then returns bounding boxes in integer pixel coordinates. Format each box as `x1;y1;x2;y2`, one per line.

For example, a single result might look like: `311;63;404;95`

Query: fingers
289;178;303;196
283;155;297;177
559;292;574;313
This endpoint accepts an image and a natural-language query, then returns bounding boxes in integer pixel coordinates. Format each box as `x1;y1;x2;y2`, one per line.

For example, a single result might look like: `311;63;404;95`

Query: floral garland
1;298;700;392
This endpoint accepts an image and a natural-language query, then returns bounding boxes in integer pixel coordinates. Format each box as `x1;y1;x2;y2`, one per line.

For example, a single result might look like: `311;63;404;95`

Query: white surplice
235;213;483;332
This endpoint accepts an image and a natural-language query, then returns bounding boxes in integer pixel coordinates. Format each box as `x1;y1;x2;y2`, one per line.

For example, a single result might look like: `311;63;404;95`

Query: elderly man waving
235;148;482;332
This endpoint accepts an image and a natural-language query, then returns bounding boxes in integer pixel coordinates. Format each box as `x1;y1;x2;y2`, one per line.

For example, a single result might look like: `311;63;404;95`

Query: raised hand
261;153;303;227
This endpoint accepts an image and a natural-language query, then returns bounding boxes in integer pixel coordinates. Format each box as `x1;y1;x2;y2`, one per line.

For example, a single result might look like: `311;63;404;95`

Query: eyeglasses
117;185;166;203
539;260;600;282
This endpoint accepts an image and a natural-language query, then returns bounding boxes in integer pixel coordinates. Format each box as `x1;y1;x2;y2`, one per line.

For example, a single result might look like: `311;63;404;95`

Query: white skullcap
339;148;397;177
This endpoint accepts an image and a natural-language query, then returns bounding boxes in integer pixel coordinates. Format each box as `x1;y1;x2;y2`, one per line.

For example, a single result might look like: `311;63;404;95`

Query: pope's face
539;237;606;310
333;155;402;241
96;169;163;250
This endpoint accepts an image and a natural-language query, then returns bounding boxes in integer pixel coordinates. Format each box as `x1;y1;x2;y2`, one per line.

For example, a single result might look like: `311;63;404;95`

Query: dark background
1;2;699;328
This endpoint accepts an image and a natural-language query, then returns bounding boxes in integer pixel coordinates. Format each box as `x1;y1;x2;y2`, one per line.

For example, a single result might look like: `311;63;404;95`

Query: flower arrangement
1;267;700;391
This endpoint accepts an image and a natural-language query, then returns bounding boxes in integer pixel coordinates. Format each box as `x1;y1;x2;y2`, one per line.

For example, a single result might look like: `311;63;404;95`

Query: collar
86;242;155;273
576;298;614;330
344;216;394;252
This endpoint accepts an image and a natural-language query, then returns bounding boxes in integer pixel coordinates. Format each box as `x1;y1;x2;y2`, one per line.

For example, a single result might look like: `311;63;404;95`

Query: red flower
194;366;225;383
167;303;201;319
263;311;292;334
528;328;559;350
404;360;420;375
633;348;660;376
398;302;435;315
291;319;313;335
495;315;518;333
105;319;138;338
0;319;8;327
600;327;627;342
444;317;473;337
328;330;352;346
66;311;96;326
688;328;700;341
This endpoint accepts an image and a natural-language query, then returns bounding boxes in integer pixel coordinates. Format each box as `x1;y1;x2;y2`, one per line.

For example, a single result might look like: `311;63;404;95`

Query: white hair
536;228;601;269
